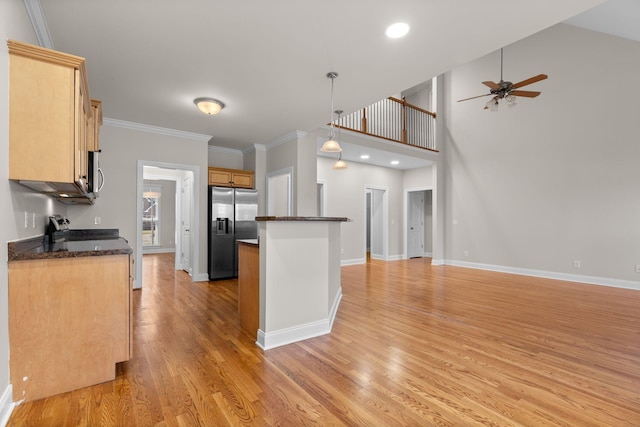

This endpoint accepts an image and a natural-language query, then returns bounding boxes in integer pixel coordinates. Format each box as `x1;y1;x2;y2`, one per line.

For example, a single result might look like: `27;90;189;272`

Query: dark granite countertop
255;216;349;222
8;229;132;261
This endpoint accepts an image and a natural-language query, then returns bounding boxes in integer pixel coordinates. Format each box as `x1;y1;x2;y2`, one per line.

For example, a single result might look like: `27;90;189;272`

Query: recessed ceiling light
360;154;370;159
390;160;400;165
386;22;409;39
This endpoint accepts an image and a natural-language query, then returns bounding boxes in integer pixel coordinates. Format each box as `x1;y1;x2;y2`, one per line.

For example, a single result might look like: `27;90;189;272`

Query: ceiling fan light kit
459;48;547;111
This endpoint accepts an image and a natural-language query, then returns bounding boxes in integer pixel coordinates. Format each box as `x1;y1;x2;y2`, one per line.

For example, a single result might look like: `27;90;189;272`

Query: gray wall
444;23;640;285
67;124;209;283
0;0;57;409
317;157;407;262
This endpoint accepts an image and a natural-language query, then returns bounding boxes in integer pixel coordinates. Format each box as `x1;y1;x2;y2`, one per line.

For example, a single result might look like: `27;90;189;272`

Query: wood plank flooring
8;253;640;426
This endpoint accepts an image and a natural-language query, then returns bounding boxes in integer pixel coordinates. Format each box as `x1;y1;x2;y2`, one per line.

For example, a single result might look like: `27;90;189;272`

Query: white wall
67;124;209;283
444;23;640;285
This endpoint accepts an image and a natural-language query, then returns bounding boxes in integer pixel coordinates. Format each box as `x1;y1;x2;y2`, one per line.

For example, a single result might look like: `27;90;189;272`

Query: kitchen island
253;216;348;350
7;230;133;402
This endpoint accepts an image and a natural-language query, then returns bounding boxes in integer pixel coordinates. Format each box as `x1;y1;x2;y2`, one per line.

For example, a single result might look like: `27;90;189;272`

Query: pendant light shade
333;152;348;169
321;72;342;153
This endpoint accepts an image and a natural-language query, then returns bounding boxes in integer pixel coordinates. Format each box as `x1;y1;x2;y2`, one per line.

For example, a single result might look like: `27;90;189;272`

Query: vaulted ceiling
33;1;609;152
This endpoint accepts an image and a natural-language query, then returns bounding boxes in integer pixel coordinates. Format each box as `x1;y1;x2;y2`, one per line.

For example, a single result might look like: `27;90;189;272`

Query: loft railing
334;96;437;152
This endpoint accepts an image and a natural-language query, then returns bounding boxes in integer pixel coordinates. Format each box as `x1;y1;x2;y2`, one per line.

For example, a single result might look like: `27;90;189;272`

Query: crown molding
241;144;267;155
103;118;211;142
208;145;243;155
23;0;54;49
266;130;306;150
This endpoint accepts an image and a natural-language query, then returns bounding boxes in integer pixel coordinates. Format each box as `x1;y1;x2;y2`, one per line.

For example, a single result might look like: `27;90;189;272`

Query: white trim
445;260;640;291
23;0;54;49
387;254;404;261
266;167;294;216
241;144;267;156
208;145;243;155
265;131;306;150
423;252;433;257
431;258;445;265
142;247;175;254
136;161;201;289
192;273;210;282
257;287;343;350
104;118;211;142
341;258;366;266
0;385;14;427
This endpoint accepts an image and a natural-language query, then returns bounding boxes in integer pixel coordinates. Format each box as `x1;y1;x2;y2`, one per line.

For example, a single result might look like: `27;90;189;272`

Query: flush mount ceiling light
360;154;370;160
390;160;400;166
320;72;342;153
386;22;410;39
194;97;225;115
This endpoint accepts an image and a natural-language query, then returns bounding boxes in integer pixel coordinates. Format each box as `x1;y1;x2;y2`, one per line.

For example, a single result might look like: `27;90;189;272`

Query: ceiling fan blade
457;93;491;102
510;90;541;98
482;81;500;90
512;74;548;89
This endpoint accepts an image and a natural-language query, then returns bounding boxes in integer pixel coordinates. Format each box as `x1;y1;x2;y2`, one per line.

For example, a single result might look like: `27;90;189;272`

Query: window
143;183;162;247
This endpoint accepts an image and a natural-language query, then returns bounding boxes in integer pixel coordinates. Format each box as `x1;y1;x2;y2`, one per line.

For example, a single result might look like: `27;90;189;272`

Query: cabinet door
232;171;255;188
75;69;89;190
87;99;102;152
209;169;233;186
9;53;76;183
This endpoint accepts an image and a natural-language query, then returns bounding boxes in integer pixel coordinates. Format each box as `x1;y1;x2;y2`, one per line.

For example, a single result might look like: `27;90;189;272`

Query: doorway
136;161;199;289
364;186;388;261
266;167;293;216
405;189;433;259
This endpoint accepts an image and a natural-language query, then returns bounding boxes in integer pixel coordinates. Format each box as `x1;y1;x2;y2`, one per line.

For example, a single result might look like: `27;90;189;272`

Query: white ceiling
31;0;638;172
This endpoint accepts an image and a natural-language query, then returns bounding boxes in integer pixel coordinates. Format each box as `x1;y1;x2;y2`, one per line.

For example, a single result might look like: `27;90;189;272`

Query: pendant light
320;72;342;152
332;110;347;169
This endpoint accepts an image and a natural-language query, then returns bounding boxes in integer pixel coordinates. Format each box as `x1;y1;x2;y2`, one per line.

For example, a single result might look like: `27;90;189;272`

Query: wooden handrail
332;95;438;152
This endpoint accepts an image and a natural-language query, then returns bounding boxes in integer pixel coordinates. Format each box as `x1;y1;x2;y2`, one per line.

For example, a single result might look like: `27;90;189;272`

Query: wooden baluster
401;97;407;144
361;107;367;133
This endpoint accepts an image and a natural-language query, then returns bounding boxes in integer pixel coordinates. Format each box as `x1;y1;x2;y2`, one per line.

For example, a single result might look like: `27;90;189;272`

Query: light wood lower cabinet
238;242;259;338
8;254;132;402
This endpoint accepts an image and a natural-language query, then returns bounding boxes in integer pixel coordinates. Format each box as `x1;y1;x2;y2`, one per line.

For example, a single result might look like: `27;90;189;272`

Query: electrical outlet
463;250;469;256
32;212;36;229
573;260;581;268
24;211;28;228
94;217;101;225
635;264;640;273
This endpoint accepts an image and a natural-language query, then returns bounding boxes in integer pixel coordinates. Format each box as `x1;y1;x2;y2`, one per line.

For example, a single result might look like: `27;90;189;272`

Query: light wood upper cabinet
208;167;255;188
7;40;100;200
88;99;103;152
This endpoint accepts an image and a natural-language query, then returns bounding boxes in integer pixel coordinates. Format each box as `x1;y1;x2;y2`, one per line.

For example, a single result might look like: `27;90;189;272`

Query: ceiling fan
457;48;548;110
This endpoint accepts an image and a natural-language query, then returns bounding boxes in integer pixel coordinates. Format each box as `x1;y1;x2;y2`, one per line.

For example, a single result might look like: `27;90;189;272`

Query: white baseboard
257;287;343;350
0;385;14;427
341;258;366;266
445;259;640;291
142;247;175;254
192;273;210;282
387;254;404;261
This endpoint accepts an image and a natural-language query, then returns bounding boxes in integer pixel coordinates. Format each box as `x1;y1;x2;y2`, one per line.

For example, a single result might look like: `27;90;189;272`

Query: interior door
181;176;192;274
408;191;425;258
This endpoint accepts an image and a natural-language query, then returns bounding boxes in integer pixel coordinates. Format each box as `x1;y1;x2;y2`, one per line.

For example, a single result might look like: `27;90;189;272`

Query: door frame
136;160;200;289
404;186;432;260
364;185;389;261
266;167;293;216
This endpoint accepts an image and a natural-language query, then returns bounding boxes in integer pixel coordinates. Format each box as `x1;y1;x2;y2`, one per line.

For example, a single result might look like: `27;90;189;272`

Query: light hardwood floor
8;253;640;426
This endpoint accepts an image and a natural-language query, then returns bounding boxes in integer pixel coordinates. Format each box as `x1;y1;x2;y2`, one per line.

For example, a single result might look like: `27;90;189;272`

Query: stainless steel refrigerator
208;186;258;280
